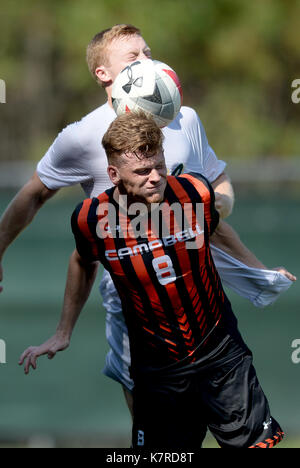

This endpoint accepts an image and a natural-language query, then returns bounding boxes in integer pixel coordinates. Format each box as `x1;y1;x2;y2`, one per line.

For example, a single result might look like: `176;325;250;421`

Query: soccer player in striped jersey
20;112;289;448
2;25;295;421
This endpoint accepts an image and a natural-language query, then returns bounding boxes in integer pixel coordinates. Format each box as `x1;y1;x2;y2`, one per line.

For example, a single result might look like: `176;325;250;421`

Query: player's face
102;34;152;84
112;151;167;206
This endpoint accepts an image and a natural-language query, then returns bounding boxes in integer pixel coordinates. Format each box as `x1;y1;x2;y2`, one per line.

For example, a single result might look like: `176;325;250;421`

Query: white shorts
100;270;134;391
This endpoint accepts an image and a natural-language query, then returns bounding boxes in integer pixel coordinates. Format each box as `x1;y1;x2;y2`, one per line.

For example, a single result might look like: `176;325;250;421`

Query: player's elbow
26;172;58;207
214;192;234;219
73;249;99;270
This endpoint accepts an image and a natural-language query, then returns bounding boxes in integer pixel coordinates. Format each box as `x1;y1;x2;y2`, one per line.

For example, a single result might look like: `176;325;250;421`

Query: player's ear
107;165;121;185
95;65;112;86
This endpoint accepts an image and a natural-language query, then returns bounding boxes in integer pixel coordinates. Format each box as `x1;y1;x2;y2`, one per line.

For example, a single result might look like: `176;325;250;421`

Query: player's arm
211;221;296;281
188;171;296;280
19;202;99;374
19;249;99;374
211;220;265;268
211;172;234;220
189;109;234;219
0;172;58;293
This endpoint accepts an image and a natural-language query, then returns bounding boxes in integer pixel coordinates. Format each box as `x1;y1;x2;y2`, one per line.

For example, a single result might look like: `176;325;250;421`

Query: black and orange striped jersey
71;173;237;372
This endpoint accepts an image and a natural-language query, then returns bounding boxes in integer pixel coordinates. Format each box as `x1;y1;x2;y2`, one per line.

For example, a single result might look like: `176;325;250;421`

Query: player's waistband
131;317;250;385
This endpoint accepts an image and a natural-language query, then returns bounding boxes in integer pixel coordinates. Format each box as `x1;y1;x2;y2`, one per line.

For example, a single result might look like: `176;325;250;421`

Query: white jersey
37;102;225;196
37;101;292;391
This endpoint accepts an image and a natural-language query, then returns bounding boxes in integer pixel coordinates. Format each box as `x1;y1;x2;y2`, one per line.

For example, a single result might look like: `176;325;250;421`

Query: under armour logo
263;418;272;430
137;429;145;446
122;61;143;94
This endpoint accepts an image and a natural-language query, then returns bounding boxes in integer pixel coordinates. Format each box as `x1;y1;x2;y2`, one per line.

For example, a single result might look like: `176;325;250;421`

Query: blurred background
0;0;299;448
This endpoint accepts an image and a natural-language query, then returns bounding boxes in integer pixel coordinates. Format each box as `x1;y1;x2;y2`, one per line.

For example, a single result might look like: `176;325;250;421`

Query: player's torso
94;177;225;368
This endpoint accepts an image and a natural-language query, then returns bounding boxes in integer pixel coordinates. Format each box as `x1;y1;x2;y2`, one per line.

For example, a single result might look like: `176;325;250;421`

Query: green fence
0;190;299;447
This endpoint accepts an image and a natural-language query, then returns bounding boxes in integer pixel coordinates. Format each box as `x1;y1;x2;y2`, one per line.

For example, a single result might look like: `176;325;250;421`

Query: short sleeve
198;117;227;183
184;172;220;236
37;124;92;190
71;201;98;263
181;107;226;183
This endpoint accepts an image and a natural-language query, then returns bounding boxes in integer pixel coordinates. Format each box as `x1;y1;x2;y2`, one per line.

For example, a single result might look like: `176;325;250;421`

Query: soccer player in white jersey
0;25;295;414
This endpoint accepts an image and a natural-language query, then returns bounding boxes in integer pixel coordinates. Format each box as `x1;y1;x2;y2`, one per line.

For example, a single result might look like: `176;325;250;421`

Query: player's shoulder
56;102;114;146
177;106;200;125
72;197;101;230
77;102;114;129
170;106;207;135
177;172;213;200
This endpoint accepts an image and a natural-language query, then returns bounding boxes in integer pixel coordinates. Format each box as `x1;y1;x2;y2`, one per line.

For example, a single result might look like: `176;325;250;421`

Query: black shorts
132;340;284;449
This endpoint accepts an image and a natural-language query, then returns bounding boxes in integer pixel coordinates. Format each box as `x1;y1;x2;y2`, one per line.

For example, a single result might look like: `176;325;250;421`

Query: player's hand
214;192;233;219
272;266;297;282
19;333;70;375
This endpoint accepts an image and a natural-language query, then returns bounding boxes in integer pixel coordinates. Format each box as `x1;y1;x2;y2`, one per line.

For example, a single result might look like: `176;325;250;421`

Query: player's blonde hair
102;112;164;165
86;24;141;85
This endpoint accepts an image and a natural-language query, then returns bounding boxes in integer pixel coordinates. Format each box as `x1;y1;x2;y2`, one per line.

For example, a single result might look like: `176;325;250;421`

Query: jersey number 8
152;255;176;286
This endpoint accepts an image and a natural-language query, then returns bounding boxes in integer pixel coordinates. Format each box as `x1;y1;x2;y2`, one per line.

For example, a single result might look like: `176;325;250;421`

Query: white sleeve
37;124;92;190
199;118;227;183
182;107;227;183
211;245;293;307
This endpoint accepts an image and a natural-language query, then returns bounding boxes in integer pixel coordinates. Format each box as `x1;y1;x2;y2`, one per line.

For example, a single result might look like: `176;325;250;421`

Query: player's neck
106;87;113;108
113;186;152;212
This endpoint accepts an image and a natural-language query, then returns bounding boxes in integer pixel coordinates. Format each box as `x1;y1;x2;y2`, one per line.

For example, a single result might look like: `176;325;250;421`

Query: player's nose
149;169;161;183
138;51;151;61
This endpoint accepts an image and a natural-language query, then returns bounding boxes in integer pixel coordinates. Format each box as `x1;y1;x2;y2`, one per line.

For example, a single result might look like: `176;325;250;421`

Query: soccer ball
111;60;183;128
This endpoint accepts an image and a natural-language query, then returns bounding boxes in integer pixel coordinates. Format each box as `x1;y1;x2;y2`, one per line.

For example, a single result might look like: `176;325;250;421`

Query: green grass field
0;189;299;448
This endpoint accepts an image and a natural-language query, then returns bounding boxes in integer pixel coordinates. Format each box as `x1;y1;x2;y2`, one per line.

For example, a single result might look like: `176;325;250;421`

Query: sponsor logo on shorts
263;418;272;430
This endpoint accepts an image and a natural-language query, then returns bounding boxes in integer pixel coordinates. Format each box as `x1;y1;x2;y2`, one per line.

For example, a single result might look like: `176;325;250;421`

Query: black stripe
162;180;205;344
107;191;173;364
71;202;96;262
185;172;219;234
170;178;217;332
175;177;222;328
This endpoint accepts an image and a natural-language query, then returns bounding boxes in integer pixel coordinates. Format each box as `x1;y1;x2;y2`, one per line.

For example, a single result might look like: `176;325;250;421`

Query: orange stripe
159;324;172;333
149;205;196;353
161;181;208;346
169;177;220;334
119;210;167;323
148;220;196;353
165;338;177;347
78;199;93;239
143;326;155;335
180;173;212;234
77;198;99;258
249;429;284;448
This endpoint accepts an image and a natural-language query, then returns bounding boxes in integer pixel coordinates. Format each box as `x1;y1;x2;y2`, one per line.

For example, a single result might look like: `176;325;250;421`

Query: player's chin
146;192;164;204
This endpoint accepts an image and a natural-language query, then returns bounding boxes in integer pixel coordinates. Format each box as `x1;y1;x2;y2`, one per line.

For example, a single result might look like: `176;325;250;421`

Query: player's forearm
56;250;99;338
0;194;39;258
211;172;235;219
0;173;57;259
210;220;267;269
